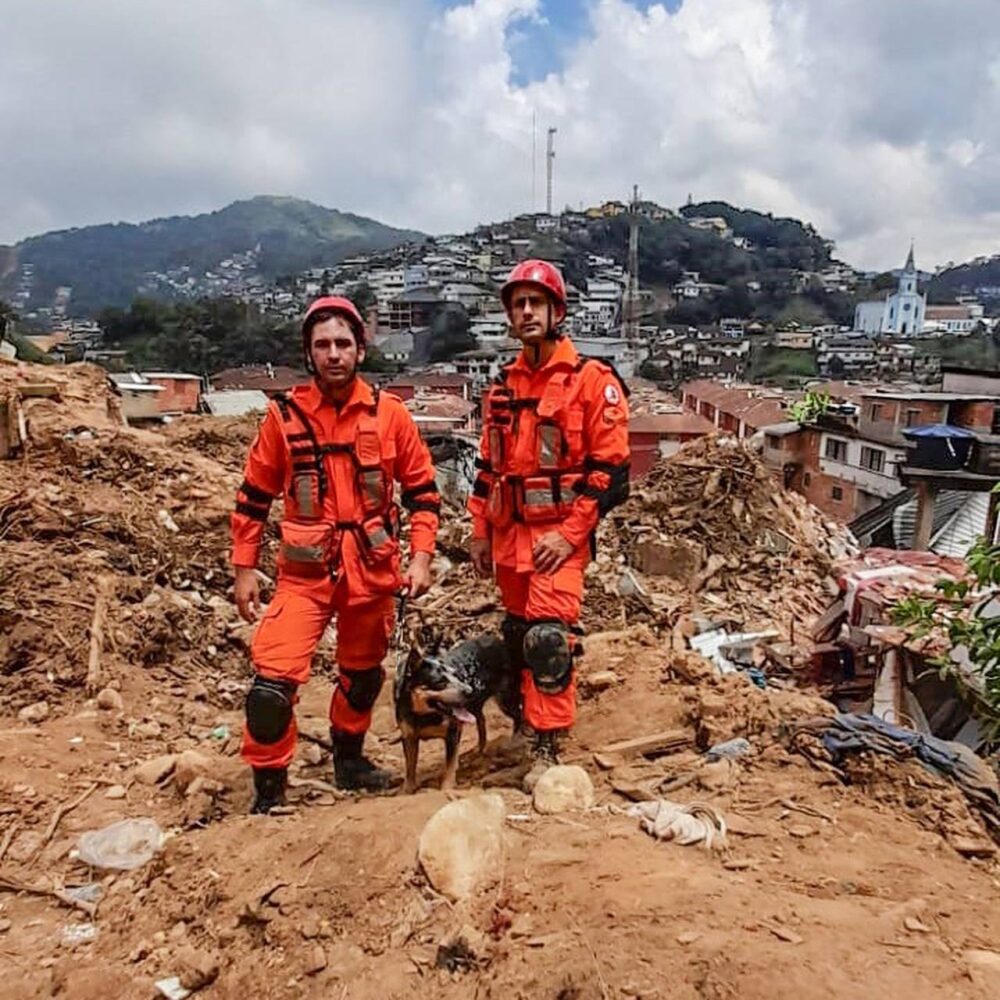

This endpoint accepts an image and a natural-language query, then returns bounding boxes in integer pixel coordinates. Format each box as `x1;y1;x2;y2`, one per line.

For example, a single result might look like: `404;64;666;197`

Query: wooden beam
912;481;936;551
595;729;692;759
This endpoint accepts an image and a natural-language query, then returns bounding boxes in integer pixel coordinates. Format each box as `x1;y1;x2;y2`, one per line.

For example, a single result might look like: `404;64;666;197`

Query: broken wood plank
85;577;114;695
596;729;692;760
0;872;97;918
17;382;61;399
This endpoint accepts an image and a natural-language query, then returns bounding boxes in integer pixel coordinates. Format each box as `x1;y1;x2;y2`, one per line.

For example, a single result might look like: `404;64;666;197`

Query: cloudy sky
2;0;999;270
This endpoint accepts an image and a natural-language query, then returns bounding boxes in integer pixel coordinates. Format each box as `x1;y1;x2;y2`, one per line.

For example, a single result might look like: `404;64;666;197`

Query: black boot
523;730;562;793
250;766;287;814
331;730;396;792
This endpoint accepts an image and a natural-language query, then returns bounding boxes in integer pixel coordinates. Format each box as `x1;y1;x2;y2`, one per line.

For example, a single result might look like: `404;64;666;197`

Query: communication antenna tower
546;127;557;215
625;184;640;341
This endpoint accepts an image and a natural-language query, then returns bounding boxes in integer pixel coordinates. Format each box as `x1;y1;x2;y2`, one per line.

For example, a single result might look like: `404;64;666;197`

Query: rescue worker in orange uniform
231;297;440;813
468;260;630;781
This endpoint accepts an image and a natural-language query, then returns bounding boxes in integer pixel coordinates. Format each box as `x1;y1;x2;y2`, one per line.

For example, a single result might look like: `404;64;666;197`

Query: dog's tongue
452;707;476;725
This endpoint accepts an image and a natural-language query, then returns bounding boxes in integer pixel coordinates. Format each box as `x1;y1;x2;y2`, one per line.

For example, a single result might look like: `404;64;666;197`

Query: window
832;485;844;501
765;434;780;450
860;446;885;473
905;408;921;427
803;472;812;486
824;437;847;462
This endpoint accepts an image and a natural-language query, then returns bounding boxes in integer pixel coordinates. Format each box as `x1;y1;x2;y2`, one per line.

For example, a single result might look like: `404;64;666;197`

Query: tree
891;532;1000;745
347;281;377;317
360;343;398;373
428;303;475;362
0;299;16;337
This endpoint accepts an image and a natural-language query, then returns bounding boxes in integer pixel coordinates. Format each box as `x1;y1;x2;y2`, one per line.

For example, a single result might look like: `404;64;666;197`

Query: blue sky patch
433;1;683;86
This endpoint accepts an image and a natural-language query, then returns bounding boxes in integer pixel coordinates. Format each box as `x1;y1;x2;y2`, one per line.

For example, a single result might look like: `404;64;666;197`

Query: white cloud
1;0;999;270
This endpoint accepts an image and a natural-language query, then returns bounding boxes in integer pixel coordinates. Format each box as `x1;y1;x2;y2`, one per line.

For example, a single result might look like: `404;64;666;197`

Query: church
854;245;926;336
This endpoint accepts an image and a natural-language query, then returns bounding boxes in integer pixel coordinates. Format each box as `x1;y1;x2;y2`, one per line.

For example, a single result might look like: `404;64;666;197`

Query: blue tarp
903;423;976;439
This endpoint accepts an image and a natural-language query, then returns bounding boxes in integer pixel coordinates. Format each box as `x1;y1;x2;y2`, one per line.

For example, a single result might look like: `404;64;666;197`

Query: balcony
819;457;902;498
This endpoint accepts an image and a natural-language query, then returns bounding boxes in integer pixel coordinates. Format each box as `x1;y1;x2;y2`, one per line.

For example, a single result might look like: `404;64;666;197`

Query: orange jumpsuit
232;378;439;769
468;337;630;731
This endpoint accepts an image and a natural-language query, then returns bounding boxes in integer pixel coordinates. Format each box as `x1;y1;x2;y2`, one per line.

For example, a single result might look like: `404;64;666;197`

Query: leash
391;589;410;712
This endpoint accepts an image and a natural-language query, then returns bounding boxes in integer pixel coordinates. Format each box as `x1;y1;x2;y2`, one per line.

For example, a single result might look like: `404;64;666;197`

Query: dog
394;633;517;794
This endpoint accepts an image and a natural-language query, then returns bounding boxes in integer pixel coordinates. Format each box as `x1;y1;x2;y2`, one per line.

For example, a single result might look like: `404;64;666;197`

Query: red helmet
301;296;366;371
500;259;567;329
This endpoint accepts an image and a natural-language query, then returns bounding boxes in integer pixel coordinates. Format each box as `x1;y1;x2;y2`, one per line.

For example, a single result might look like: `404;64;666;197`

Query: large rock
532;765;595;815
18;701;49;724
134;754;178;786
96;687;124;712
173;750;214;792
418;794;506;901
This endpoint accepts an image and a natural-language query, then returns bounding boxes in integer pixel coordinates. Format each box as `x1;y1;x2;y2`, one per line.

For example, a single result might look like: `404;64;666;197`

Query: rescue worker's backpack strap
273;391;329;503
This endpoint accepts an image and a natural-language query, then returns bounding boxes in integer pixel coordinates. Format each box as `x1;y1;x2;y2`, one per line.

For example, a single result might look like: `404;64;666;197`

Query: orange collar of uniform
510;336;580;376
294;376;376;415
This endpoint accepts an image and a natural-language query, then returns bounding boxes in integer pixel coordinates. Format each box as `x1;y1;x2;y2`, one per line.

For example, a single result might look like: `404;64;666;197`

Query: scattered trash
436;935;483;973
689;628;777;676
791;713;1000;837
208;725;230;741
627;800;728;851
76;817;164;870
61;922;97;945
156;509;180;534
65;883;104;904
706;738;752;759
154;977;192;1000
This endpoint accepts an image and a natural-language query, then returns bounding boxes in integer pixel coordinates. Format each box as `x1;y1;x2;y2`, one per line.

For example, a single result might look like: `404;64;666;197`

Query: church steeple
899;241;917;297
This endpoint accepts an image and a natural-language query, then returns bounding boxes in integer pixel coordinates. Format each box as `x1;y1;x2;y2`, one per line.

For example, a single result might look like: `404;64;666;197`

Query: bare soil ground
1;363;998;999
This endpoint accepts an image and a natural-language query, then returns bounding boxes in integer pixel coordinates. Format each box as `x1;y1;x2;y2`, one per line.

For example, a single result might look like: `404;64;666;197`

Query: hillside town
5;197;999;570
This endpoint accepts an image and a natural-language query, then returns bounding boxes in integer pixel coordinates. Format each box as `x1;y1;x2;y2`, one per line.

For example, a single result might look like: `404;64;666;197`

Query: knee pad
500;614;529;669
245;676;296;744
339;666;384;713
524;621;574;695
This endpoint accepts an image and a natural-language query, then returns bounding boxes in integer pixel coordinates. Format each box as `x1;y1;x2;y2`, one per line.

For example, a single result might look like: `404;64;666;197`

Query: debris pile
0;363;254;715
595;436;856;632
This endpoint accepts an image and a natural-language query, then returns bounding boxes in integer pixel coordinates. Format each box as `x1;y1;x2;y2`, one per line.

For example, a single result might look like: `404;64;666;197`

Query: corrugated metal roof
892;490;969;550
203;390;269;416
931;492;990;558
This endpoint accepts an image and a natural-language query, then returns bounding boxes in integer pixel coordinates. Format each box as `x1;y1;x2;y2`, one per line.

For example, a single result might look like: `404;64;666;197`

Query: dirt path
2;632;998;1000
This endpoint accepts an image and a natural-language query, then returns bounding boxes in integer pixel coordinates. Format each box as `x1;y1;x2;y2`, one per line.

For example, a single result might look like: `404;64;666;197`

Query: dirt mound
594;436;855;633
0;365;254;715
3;364;1000;999
161;414;258;471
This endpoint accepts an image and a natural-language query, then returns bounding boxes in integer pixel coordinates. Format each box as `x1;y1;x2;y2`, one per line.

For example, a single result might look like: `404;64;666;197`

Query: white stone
532;765;595;815
417;794;506;901
18;701;50;724
96;688;124;711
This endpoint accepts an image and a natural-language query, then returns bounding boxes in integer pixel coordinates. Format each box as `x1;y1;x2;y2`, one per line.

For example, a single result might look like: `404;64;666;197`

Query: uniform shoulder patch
604;382;621;405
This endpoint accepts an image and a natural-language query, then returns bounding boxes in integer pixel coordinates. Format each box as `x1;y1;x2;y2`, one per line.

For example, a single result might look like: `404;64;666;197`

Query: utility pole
546;127;557;216
625;184;640;341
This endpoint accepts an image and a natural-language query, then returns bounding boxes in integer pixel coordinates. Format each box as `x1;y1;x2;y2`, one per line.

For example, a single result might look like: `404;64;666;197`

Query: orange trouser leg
328;594;395;736
496;564;582;733
241;584;333;769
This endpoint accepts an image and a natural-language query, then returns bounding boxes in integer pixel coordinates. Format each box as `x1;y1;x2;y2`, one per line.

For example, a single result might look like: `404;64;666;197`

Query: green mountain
1;196;424;314
928;256;1000;312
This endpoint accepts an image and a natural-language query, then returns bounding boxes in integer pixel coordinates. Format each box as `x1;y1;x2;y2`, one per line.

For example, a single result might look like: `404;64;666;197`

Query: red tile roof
629;412;716;436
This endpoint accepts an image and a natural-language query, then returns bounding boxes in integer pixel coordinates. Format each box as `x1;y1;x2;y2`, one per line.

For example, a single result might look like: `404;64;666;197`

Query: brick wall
950;400;995;432
147;378;200;414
